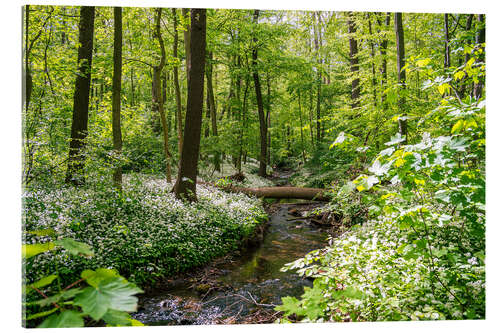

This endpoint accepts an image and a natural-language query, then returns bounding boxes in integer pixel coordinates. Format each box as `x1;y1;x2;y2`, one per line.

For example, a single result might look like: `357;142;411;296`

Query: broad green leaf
454;70;465;80
451;119;464;134
38;310;84;328
27;274;58;293
102;309;133;326
55;238;94;257
81;268;120;288
275;296;304;316
22;242;56;259
416;58;430;67
74;277;142;321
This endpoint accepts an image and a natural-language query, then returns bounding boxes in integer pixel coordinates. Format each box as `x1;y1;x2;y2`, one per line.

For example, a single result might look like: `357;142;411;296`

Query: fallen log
200;181;329;201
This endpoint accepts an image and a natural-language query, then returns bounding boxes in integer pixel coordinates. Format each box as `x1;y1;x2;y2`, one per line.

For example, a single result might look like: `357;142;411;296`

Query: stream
132;171;331;325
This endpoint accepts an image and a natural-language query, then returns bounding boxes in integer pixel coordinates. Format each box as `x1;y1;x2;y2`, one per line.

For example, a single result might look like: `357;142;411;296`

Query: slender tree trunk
473;14;485;99
298;90;306;164
395;12;407;143
251;10;267;177
309;89;314;146
171;8;184;157
65;6;95;185
348;12;360;110
459;14;474;98
206;51;220;171
377;12;390;108
266;73;271;167
112;7;123;189
174;9;207;202
367;13;377;107
313;12;322;144
182;8;191;85
444;13;451;70
24;5;31;114
152;8;172;182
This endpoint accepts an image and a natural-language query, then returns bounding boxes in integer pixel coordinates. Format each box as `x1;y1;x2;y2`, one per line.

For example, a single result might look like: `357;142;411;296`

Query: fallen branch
200;181;329;201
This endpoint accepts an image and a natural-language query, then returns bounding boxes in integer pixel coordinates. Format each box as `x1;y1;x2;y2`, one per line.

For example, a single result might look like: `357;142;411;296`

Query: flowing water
132;203;330;325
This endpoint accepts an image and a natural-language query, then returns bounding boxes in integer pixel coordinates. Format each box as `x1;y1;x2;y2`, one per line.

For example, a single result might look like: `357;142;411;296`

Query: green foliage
277;59;485;322
23;174;266;288
23;235;143;328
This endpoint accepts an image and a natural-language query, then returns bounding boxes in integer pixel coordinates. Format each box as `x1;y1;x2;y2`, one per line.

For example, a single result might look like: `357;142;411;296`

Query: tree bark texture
348;12;360;109
174;9;207;202
65;6;95;185
112;7;123;189
203;183;328;201
395;12;407;143
252;9;268;177
172;8;184;157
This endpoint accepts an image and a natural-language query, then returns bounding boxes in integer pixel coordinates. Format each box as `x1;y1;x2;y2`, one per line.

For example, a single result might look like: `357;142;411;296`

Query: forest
22;4;485;327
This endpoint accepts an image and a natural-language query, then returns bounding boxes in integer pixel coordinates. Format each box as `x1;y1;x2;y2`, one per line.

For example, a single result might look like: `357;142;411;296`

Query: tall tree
206;51;220;171
347;12;360;109
394;12;407;143
182;8;191;85
65;6;95;185
444;14;451;70
174;8;207;201
251;9;268;177
376;12;390;108
111;6;123;189
172;8;184;156
152;8;172;182
473;14;485;99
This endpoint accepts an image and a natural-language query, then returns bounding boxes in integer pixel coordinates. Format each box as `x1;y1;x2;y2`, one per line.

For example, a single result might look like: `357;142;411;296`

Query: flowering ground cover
23;174;267;287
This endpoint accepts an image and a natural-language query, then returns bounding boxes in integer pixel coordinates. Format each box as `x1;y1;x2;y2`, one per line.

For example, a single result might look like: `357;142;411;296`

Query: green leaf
81;268;120;288
102;309;132;326
55;238;94;257
451;119;464;134
38;310;84;328
27;274;58;293
26;307;59;321
27;229;56;237
22;242;56;259
385;133;406;146
275;296;304;316
74;277;142;321
32;288;83;307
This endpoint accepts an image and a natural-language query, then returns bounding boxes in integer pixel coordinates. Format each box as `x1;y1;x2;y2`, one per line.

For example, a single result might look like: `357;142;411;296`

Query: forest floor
131;167;344;325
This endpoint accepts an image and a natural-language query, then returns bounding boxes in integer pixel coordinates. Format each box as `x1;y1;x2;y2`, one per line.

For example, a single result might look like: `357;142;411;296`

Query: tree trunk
459;14;474;98
473;14;485;99
377;12;390;108
252;10;268;177
348;12;360;110
313;12;322;144
367;13;377;107
173;9;207;202
182;8;191;85
112;7;123;189
395;12;407;143
152;8;172;182
298;90;306;164
206;183;328;201
206;51;220;171
444;13;451;70
24;5;32;114
172;8;184;157
266;73;271;166
65;6;95;185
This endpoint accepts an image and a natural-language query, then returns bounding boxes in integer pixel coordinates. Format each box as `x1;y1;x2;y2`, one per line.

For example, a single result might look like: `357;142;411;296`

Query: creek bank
132;201;333;325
